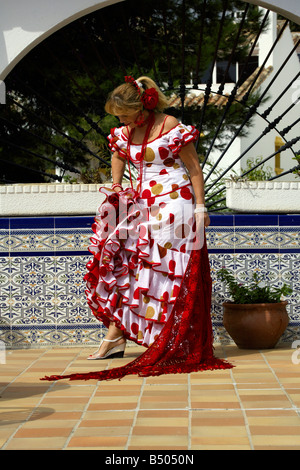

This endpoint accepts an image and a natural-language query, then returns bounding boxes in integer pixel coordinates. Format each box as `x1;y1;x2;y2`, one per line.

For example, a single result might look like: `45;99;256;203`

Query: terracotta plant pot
222;301;289;349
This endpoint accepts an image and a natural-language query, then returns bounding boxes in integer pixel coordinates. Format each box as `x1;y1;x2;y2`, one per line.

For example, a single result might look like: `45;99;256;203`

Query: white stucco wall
0;0;124;80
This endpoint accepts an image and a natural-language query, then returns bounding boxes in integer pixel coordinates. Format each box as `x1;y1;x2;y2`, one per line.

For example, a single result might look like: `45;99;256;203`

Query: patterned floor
1;342;300;450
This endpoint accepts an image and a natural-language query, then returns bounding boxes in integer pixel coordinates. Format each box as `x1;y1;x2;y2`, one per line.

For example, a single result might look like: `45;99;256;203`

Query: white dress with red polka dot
85;122;200;348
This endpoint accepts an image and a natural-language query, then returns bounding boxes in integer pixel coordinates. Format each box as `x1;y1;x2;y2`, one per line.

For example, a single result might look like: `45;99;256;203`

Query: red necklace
126;111;155;194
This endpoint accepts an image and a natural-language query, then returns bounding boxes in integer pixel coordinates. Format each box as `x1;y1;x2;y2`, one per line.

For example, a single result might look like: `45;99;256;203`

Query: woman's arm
179;142;210;227
111;152;126;192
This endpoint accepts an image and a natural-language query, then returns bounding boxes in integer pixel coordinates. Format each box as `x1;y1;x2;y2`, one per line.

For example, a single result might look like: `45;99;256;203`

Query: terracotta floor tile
191;384;235;390
83;410;136;421
190;444;252;450
35;402;87;412
87;402;137;411
248;417;300;427
41;397;90;404
90;396;138;404
191;425;248;438
143;389;187;397
2;344;300;451
0;385;50;398
21;419;79;429
135;417;189;427
72;426;132;437
65;446;126;450
190;378;233;385
143;384;188;391
28;411;82;421
287;396;300;406
241;401;292;409
252;435;300;447
140;401;187;409
4;437;68;450
128;446;189;450
191;436;250;446
95;390;140;397
14;427;73;438
132;426;188;436
140;395;187;403
67;435;128;448
145;375;188;384
239;393;291;403
236;384;282;390
190;390;238;401
254;445;300;450
0;407;37;423
250;425;300;435
49;387;96;397
96;384;142;392
129;435;188;447
191;401;241;409
192;417;245;426
80;419;133;428
137;410;189;418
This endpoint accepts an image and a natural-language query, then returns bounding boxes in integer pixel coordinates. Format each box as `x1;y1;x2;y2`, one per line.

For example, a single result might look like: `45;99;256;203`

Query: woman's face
115;110;140;128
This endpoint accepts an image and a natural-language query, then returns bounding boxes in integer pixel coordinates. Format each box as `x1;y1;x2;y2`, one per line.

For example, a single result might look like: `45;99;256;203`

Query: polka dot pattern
85;124;199;347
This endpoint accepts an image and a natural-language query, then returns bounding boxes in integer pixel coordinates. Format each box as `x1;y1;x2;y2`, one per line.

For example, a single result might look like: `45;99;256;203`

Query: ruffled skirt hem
41;234;234;382
84;186;190;348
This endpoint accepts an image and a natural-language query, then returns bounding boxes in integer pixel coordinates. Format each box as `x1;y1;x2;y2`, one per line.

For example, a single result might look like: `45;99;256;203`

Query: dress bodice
108;123;199;202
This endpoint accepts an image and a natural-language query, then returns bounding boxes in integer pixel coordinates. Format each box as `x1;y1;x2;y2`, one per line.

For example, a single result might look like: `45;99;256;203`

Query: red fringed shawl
41;236;233;382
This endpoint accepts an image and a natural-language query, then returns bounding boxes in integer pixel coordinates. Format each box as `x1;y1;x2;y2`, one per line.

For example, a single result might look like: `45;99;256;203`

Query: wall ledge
226;180;300;213
0;183;102;194
0;183;120;216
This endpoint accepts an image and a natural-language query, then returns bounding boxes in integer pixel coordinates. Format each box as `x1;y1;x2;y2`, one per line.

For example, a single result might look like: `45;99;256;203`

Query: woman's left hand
204;212;210;228
195;211;211;231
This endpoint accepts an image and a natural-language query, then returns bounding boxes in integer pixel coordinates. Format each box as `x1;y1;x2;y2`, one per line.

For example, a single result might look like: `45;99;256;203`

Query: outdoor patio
1;0;300;455
1;342;300;451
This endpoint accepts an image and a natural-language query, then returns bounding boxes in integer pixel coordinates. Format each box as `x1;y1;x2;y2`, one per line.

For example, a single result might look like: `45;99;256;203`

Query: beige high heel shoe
87;336;126;360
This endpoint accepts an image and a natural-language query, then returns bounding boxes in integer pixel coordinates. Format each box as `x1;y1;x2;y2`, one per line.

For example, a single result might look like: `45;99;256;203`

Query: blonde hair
105;76;169;115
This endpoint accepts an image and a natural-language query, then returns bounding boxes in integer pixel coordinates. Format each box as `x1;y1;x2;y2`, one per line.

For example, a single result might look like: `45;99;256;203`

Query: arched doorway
0;0;299;80
1;0;299;202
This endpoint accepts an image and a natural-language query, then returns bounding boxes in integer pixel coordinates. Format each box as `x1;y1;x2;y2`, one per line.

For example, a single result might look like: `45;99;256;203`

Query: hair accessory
140;88;159;110
124;76;159;111
125;76;141;96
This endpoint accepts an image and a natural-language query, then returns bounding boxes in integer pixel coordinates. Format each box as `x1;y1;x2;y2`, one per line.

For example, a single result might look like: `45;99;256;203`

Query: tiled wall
0;214;299;348
209;214;300;344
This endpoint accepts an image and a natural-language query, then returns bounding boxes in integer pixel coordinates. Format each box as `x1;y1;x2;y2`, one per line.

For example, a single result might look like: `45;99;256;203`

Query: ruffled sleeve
168;124;199;156
107;127;128;159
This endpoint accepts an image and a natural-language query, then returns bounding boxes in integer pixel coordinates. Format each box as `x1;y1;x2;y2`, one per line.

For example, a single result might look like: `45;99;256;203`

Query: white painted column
257;9;277;68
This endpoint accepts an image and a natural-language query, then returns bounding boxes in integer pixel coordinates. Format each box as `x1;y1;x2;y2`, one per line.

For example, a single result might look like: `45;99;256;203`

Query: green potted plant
217;268;292;349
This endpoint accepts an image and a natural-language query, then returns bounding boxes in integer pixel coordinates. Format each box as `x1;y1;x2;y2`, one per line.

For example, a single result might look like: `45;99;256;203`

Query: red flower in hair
124;76;159;110
141;88;159;110
125;76;141;95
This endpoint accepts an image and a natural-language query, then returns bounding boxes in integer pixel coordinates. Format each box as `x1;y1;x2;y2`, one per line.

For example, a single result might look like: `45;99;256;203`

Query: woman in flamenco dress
42;76;232;382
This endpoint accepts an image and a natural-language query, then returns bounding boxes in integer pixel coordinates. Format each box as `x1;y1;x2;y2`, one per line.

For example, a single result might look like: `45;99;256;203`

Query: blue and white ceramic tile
0;213;299;348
